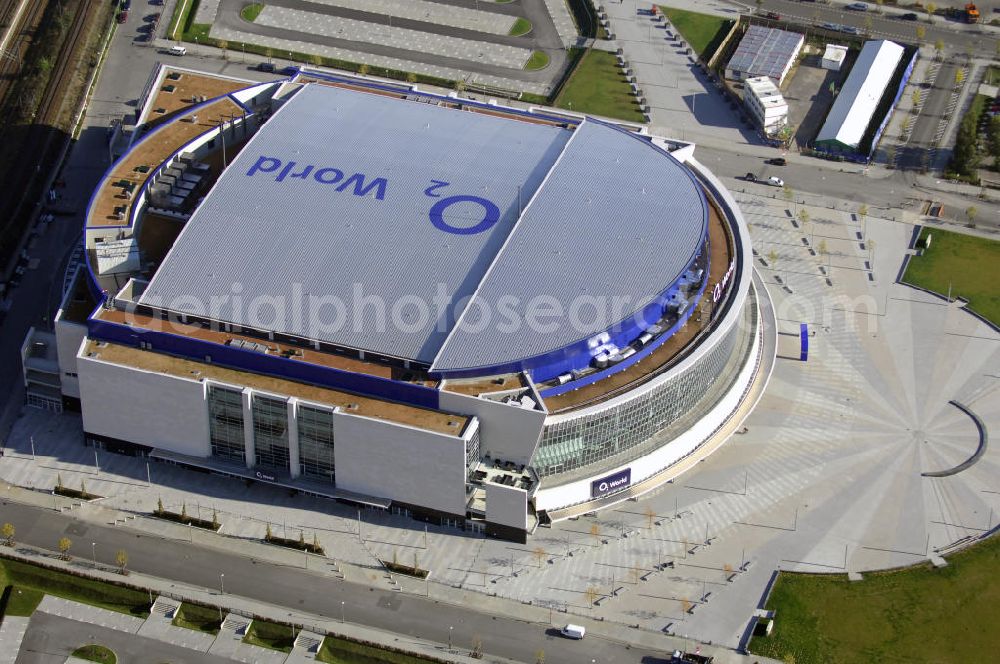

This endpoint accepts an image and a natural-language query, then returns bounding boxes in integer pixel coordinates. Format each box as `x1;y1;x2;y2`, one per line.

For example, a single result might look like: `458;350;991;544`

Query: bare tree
584;586;600;608
589;523;601;545
116;549;129;575
533;546;547;568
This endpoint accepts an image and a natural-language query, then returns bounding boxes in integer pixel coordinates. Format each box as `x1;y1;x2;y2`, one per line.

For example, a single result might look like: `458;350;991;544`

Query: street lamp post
220;573;225;594
340;601;345;623
449;626;453;651
91;542;96;569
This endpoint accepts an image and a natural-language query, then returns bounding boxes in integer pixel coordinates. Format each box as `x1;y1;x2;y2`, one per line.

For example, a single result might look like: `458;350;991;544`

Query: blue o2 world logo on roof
424;180;501;236
245;157;501;237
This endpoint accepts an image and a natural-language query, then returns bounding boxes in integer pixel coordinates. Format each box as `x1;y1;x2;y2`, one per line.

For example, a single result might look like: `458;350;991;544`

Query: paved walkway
36;595;144;633
0;616;29;664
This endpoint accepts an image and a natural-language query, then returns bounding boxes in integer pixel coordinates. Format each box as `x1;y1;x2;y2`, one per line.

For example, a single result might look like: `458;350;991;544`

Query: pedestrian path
255;6;532;69
0;616;29;664
308;0;517;35
36;595;144;633
137;596;217;652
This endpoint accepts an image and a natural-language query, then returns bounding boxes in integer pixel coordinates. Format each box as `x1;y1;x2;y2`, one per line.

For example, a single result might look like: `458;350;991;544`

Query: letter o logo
599;482;608;492
429;195;501;236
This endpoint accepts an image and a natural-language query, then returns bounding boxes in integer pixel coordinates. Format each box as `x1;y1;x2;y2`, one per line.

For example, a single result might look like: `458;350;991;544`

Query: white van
560;624;585;639
168;45;187;56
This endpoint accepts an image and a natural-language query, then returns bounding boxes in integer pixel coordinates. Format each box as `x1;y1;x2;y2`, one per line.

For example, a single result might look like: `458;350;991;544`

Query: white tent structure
815;40;904;151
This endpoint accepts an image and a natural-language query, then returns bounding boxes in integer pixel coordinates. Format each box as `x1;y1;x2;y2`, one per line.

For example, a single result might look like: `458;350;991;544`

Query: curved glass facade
533;293;755;478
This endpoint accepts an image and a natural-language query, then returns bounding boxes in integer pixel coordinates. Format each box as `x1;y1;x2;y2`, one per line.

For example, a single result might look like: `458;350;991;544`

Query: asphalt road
17;612;233;664
0;500;671;664
756;0;998;56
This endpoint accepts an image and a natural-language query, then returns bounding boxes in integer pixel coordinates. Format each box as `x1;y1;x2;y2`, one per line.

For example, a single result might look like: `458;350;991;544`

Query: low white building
822;44;848;71
743;76;789;135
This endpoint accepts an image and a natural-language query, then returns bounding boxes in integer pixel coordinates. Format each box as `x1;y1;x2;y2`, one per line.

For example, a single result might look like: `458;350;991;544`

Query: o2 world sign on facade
591;468;631;499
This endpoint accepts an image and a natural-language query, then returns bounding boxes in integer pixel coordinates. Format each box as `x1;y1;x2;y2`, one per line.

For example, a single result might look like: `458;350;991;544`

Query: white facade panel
77;350;210;456
485;483;528;530
333;411;469;516
54;320;87;399
437;390;545;466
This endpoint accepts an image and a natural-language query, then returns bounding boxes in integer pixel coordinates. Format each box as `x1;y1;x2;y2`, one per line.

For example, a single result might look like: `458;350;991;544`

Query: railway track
0;0;45;108
0;0;101;274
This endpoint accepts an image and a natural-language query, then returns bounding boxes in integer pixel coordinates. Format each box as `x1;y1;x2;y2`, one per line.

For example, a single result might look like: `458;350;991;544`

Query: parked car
820;22;841;31
764;11;781;19
745;172;758;182
841;25;861;34
116;9;128;23
257;62;276;73
168;45;186;56
767;157;787;166
560;624;586;640
846;2;868;10
767;176;785;187
899;12;919;20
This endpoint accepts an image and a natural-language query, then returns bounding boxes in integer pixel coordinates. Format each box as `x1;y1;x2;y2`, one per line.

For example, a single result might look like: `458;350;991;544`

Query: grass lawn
168;0;199;40
902;227;1000;326
660;7;733;60
749;534;1000;663
244;618;296;652
509;17;531;36
71;644;116;664
554;49;645;122
172;601;223;635
316;635;440;664
3;585;45;616
524;50;549;70
241;3;264;22
985;65;1000;86
0;558;150;618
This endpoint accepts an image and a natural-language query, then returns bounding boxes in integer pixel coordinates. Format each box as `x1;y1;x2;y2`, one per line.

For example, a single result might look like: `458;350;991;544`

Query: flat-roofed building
24;65;774;542
743;76;789;135
726;25;804;86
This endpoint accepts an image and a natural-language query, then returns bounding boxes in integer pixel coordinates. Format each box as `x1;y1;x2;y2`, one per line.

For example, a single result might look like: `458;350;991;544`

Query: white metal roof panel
816;40;904;149
431;120;707;372
140;84;571;363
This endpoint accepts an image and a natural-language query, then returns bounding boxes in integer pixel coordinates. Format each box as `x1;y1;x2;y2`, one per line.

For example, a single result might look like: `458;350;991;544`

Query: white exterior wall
534;154;761;512
54;319;87;399
485;483;528;530
333;412;469;516
77;350;210;456
437;390;545;466
534;299;762;511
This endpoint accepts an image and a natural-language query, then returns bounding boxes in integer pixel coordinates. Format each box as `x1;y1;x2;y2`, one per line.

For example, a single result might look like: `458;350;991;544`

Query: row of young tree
1;522;129;573
950;99;1000;179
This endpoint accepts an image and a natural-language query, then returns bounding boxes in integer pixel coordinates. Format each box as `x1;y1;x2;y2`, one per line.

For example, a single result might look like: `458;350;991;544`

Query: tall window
253;395;289;470
298;405;335;482
209;386;245;463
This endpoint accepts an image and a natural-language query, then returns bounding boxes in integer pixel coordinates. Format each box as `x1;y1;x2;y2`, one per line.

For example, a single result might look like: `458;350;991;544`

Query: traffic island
71;644;116;663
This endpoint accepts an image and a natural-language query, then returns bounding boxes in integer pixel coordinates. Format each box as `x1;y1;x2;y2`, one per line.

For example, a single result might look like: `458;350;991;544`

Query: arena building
26;66;775;542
